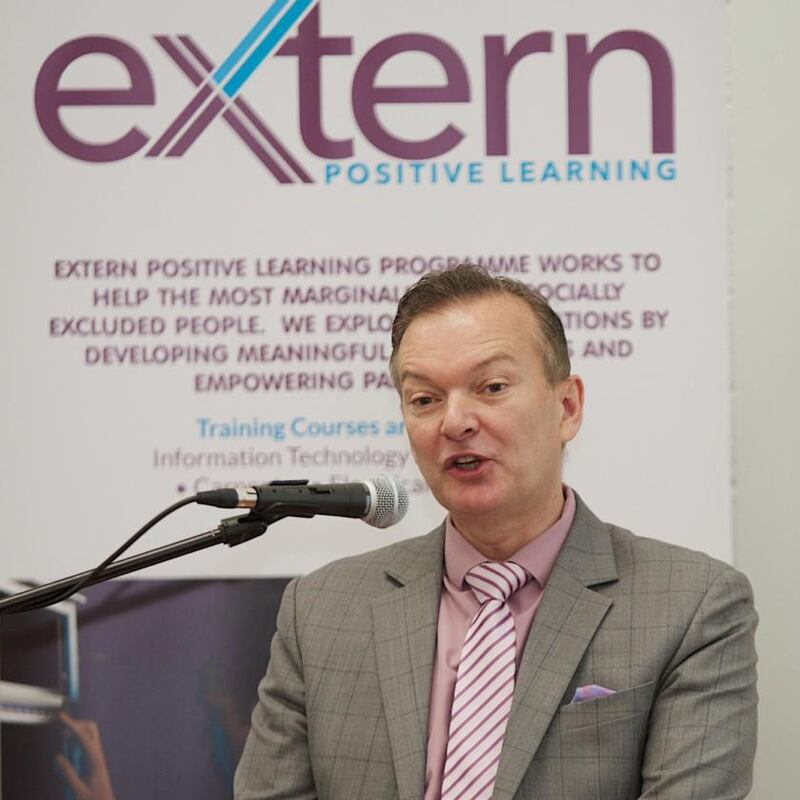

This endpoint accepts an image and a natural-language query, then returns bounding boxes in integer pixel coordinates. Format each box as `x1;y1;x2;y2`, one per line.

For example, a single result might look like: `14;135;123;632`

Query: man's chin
441;490;507;523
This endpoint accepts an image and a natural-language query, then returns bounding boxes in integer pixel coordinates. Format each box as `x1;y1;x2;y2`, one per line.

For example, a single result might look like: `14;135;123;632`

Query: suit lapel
493;496;618;800
372;526;445;800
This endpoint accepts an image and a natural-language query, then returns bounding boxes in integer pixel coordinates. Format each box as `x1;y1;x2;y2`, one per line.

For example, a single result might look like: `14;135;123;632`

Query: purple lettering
351;34;469;159
35;36;154;162
567;31;675;155
484;32;553;156
277;7;353;158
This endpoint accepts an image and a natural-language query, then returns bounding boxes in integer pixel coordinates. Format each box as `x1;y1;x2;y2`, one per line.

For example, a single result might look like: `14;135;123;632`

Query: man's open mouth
448;455;485;471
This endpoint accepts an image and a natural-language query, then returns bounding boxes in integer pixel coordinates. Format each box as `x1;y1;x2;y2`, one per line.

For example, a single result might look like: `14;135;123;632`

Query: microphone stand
0;511;280;615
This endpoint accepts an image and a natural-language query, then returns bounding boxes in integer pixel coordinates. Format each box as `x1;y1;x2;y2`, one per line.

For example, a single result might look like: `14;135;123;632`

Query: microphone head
363;475;410;529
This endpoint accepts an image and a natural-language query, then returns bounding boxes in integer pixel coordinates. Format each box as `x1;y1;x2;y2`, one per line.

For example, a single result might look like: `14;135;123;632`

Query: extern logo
34;1;676;185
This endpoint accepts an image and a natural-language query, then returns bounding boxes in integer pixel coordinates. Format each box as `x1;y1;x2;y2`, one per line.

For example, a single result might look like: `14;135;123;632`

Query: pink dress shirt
423;488;576;799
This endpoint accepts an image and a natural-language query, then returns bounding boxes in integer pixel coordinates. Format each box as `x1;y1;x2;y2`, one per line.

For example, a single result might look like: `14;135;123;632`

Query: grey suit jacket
234;496;758;799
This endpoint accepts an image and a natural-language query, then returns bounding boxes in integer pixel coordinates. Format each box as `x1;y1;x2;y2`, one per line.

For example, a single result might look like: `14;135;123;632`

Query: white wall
729;2;800;795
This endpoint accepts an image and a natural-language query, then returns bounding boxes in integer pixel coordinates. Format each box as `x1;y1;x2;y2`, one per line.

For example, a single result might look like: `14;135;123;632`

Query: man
235;264;757;799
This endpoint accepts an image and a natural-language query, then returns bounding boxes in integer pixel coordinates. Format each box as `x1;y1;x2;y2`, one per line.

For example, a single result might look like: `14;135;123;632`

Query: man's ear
559;375;584;444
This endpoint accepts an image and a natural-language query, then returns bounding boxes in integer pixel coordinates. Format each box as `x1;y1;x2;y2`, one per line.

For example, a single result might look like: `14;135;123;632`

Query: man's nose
440;395;479;440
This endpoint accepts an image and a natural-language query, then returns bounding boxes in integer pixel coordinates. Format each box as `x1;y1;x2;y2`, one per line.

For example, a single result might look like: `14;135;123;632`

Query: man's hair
390;263;571;387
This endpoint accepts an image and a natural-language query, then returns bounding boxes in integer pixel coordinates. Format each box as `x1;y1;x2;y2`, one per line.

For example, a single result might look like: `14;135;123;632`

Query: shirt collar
444;486;576;589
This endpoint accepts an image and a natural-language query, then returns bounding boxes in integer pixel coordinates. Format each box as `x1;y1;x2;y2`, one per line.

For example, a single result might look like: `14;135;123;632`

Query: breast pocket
558;680;656;734
544;682;656;799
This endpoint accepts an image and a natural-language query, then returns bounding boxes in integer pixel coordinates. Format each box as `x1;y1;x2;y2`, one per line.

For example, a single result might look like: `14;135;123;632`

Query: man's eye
410;395;434;407
485;382;507;394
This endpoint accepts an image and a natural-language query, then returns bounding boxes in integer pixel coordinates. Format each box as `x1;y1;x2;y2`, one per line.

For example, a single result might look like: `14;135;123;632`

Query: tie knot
465;561;529;604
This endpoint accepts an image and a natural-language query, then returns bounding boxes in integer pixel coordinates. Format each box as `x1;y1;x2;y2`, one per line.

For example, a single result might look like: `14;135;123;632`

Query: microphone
195;475;409;529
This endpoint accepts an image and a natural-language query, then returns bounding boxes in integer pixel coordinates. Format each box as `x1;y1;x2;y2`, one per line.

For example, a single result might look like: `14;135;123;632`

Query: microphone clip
217;513;272;548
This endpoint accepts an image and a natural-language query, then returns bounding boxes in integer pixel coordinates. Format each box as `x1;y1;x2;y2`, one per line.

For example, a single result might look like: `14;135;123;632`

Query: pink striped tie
440;561;530;800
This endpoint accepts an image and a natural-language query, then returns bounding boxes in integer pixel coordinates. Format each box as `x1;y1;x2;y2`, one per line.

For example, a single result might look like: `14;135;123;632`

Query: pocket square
570;684;616;703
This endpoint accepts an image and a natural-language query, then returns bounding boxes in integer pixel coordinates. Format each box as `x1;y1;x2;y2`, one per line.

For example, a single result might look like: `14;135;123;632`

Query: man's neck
451;485;566;561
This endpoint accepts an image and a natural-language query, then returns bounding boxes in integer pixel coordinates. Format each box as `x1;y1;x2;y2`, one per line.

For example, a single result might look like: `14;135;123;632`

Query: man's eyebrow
399;354;517;384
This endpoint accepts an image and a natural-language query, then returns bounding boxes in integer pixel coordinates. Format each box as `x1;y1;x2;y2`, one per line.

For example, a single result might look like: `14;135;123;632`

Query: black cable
8;495;198;613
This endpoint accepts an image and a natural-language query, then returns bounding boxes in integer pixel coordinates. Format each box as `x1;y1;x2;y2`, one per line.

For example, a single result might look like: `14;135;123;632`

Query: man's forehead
400;295;542;349
408;294;531;332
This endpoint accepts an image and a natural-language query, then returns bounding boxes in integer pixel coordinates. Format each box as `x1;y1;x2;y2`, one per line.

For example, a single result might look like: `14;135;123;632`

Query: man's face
395;294;583;531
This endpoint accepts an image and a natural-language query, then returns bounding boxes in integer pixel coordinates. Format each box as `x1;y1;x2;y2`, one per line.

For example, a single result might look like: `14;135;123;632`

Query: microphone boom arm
0;511;278;615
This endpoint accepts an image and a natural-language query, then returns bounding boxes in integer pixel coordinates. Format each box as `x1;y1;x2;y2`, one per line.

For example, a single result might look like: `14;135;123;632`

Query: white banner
0;0;730;580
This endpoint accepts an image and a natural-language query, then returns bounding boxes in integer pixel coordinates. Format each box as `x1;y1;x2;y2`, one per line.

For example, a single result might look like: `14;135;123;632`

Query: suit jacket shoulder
564;492;745;586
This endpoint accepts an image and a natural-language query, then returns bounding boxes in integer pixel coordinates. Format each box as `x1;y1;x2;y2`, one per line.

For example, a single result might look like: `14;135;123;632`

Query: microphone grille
363;475;410;529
